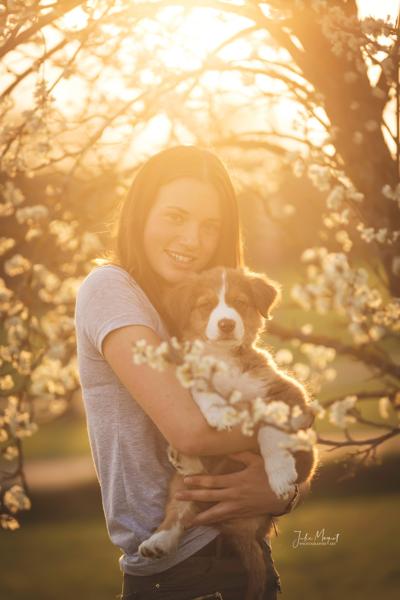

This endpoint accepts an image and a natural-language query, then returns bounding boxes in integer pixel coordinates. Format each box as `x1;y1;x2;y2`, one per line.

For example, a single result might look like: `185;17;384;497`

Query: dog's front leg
192;390;237;430
138;472;202;559
257;425;298;500
139;450;206;559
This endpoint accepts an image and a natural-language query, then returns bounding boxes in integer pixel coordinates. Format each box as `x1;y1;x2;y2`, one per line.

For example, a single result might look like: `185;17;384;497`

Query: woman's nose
178;223;201;249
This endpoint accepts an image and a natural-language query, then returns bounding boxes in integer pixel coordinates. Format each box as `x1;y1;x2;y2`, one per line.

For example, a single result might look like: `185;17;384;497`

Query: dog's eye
235;296;249;308
196;298;212;309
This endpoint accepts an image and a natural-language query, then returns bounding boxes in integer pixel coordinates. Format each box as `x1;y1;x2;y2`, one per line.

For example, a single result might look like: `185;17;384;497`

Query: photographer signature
292;528;340;548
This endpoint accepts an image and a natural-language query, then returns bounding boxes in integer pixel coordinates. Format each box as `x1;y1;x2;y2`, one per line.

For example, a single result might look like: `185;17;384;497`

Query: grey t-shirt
74;264;219;575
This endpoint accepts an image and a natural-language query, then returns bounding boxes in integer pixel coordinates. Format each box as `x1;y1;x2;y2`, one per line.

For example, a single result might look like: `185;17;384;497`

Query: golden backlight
26;1;400;159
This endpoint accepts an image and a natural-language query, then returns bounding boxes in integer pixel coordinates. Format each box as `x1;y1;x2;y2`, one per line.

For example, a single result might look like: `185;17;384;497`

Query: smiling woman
143;178;222;288
106;145;243;326
75;145;290;599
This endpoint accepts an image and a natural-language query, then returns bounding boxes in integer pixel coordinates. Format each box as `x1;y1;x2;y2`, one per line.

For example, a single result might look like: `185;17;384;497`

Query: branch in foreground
267;322;400;381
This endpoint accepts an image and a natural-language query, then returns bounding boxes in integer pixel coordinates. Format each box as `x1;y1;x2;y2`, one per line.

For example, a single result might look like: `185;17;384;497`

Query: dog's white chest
191;350;267;431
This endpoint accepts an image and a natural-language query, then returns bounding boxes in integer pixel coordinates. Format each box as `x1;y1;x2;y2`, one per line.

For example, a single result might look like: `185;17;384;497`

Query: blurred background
1;1;400;599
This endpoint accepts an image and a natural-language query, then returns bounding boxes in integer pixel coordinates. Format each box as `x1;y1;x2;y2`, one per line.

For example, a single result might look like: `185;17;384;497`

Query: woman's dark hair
96;145;243;329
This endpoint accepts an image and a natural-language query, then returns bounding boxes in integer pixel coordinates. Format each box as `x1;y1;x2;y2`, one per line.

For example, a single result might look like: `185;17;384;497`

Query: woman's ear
247;272;281;319
162;274;199;334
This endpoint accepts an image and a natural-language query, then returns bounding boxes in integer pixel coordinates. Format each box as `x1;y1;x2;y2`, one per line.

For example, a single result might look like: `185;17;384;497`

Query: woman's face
143;177;222;286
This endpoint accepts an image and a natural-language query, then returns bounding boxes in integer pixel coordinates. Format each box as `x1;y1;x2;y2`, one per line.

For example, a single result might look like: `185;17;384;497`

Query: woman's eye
166;213;184;224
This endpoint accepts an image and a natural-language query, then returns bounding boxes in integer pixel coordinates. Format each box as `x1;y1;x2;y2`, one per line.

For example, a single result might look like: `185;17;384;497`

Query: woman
75;145;307;599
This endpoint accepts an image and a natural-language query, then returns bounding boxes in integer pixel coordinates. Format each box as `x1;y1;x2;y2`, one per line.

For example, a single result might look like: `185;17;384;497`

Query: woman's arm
103;324;259;456
174;451;311;526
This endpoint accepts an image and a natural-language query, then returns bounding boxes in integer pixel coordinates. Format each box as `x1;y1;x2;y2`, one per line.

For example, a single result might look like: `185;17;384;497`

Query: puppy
138;267;318;600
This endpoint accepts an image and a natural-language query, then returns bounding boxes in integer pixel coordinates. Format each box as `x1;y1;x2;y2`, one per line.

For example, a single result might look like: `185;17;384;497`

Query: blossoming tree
1;0;399;528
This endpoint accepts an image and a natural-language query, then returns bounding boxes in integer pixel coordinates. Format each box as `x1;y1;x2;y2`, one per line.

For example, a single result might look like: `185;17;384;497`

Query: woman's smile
164;249;197;266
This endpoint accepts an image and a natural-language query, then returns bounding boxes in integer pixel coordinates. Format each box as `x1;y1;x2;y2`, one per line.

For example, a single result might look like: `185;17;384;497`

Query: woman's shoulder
76;263;146;309
80;263;137;290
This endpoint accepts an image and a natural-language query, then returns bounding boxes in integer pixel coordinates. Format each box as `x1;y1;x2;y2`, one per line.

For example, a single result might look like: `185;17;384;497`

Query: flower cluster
131;338;318;441
16;204;49;226
319;6;365;68
0;396;38;443
2;484;31;514
4;254;31;277
279;428;318;452
275;342;336;395
329;395;357;428
357;223;400;246
291;248;396;344
0;176;105;530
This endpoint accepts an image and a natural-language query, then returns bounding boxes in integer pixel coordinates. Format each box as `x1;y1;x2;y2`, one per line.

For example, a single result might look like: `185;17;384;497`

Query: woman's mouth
165;250;196;266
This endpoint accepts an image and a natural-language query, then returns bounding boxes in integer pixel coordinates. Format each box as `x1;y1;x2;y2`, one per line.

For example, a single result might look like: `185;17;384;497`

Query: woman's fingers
185;501;239;527
183;470;243;489
175;486;235;502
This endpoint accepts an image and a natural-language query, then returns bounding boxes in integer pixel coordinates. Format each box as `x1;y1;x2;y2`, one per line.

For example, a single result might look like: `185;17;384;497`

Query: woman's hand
174;451;301;527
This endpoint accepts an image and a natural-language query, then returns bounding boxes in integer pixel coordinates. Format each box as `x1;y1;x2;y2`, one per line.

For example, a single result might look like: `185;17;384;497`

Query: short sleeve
75;266;159;358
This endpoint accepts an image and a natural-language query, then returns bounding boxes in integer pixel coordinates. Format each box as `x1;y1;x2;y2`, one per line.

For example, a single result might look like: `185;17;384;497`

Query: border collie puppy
139;267;318;600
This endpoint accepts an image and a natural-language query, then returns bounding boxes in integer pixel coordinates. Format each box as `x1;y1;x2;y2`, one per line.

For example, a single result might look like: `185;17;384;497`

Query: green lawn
0;517;121;600
272;493;400;600
0;492;399;600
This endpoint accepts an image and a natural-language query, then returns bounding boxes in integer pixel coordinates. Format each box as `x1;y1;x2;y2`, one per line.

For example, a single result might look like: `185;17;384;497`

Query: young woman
75;146;308;600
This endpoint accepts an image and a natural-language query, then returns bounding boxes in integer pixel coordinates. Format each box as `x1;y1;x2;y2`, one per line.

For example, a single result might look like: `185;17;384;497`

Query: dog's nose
218;318;235;333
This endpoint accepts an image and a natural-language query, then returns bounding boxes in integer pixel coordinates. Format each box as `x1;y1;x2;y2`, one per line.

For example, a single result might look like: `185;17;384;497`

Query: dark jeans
120;536;282;600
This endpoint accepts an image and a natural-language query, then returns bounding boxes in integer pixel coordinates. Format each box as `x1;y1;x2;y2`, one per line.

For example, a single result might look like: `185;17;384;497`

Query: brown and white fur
139;267;318;600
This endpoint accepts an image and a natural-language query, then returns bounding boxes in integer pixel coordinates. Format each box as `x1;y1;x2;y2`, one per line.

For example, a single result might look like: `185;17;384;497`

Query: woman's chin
161;263;198;285
159;268;194;287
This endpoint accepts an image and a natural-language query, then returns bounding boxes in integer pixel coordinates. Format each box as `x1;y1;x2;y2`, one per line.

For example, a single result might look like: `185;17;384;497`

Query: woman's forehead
154;177;221;219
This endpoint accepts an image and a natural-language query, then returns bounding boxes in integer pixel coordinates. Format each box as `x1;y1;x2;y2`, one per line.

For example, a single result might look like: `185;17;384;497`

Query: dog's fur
138;267;318;600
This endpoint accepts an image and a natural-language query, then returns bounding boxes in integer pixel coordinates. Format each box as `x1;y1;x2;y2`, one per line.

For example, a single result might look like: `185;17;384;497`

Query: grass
0;490;399;600
272;493;400;600
0;517;121;600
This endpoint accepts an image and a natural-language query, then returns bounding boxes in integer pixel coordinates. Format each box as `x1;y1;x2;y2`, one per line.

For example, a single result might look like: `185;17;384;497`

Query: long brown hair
96;145;243;327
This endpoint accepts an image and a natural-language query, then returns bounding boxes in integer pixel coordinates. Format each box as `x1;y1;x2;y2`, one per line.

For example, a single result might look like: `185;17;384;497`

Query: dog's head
163;266;281;347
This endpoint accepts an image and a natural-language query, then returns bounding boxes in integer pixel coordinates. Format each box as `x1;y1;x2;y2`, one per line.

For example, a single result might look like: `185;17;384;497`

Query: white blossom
3;445;18;461
326;185;345;210
0;374;15;390
4;254;31;277
307;164;331;191
279;428;317;452
300;323;313;335
3;485;31;514
379;397;390;419
0;238;16;257
0;514;20;530
293;362;311;382
275;349;293;365
15;204;49;225
308;399;326;419
329;396;357;428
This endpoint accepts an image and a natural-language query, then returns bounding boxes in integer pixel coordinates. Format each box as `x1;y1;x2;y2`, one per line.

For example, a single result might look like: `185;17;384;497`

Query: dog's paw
167;447;204;476
267;460;298;499
167;447;182;470
138;529;180;559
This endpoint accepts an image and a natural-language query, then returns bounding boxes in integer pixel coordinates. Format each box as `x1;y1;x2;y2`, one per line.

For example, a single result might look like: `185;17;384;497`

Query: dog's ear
162;274;199;335
247;271;281;319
